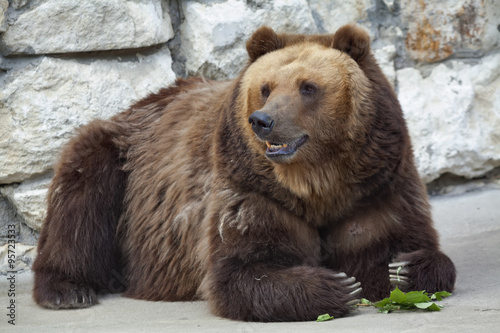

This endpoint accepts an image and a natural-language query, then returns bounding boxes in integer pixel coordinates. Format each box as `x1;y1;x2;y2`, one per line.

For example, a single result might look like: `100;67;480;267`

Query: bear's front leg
33;119;126;309
389;249;456;293
203;195;362;322
207;260;362;322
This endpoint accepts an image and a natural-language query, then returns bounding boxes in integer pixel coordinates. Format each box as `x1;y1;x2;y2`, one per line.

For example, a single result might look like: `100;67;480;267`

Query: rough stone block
308;0;373;33
179;0;317;79
398;53;500;182
0;174;51;232
0;0;7;33
401;0;500;62
0;47;176;184
0;0;174;55
0;243;36;274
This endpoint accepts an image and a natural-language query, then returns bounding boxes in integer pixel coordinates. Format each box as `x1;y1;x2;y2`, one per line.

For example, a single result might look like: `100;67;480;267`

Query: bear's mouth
265;135;308;159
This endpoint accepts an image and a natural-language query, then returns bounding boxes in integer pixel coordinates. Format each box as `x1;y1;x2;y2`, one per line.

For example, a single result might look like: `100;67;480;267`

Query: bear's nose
248;111;275;138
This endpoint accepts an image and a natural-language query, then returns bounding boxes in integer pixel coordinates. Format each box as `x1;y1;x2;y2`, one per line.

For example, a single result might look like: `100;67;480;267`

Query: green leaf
398;304;414;311
431;291;452;301
316;314;334;322
360;298;372;305
427;303;443;311
378;304;396;314
373;297;392;308
414;302;433;309
405;291;430;304
390;287;406;304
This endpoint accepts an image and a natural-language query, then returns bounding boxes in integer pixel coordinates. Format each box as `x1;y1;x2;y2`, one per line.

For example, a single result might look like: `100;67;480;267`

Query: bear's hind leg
33;120;127;309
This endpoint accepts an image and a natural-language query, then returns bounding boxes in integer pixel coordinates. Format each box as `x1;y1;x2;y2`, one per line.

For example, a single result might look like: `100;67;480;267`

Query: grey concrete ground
1;186;499;332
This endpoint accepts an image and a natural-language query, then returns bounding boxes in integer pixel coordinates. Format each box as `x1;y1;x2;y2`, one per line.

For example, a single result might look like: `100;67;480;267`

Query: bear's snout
249;111;275;138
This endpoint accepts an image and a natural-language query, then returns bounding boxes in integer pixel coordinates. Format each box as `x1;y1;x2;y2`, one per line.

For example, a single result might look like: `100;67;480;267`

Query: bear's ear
332;24;371;64
246;26;285;63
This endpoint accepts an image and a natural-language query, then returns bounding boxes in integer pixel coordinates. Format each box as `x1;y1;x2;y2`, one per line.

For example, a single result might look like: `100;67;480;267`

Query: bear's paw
388;249;456;294
34;276;97;309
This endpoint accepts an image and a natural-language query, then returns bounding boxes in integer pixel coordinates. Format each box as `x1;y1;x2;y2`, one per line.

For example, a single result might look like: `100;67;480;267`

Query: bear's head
240;25;375;168
234;25;397;200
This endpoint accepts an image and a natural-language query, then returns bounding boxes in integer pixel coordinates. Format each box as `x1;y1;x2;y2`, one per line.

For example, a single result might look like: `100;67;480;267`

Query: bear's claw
349;287;363;296
388;261;410;269
340;276;356;285
333;271;363;307
388;261;411;288
345;275;362;306
347;287;362;307
333;272;348;278
346;299;361;306
348;282;362;290
337;272;363;295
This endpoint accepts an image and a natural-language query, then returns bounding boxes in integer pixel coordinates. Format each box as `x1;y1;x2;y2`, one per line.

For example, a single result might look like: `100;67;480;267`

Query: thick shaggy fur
33;25;455;321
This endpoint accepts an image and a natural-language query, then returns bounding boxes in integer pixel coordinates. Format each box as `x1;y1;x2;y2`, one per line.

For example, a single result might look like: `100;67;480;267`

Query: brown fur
33;25;455;321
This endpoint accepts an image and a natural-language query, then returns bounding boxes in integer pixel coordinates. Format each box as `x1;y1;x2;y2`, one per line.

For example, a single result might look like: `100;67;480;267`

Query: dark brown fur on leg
208;262;361;322
33;120;126;309
202;194;362;322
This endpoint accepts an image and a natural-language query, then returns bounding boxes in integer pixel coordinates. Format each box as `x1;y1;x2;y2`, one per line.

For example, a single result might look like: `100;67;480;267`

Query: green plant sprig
365;287;452;314
316;287;451;321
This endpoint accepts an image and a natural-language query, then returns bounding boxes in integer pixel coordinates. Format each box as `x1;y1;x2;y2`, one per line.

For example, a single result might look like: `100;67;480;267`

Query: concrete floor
1;186;499;332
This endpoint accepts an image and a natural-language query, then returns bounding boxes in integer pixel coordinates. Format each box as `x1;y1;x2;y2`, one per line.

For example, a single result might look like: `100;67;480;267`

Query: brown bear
32;24;456;321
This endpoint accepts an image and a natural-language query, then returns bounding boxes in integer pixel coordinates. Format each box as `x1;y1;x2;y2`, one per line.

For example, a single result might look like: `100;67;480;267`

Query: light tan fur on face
238;42;373;215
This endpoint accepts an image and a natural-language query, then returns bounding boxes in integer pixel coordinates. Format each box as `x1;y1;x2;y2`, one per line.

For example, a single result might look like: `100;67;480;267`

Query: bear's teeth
265;141;288;149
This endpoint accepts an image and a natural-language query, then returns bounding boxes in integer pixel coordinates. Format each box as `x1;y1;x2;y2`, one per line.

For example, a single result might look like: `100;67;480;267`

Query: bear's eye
300;83;317;96
261;84;270;99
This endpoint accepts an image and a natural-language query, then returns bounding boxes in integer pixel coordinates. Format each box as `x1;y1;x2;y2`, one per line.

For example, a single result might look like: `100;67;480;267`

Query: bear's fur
33;25;456;321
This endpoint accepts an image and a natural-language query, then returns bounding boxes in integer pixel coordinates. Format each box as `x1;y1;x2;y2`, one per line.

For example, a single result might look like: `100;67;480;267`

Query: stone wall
1;0;499;271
